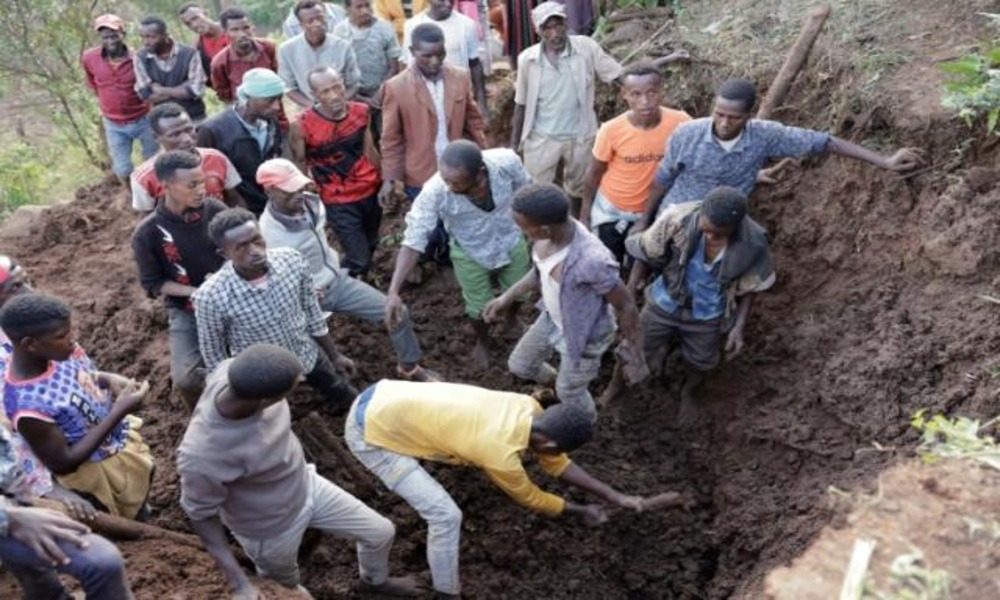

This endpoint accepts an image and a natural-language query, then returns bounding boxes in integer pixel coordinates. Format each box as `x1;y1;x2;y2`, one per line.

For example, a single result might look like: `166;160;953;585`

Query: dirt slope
2;1;1000;598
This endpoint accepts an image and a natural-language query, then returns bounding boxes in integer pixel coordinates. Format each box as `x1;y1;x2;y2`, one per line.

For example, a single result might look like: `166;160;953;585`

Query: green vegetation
0;143;48;213
938;14;1000;133
864;550;951;600
910;410;1000;470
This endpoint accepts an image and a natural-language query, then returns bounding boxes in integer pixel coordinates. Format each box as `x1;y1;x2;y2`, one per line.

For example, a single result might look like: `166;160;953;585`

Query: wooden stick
756;4;832;120
28;497;204;549
606;7;673;24
639;492;685;512
839;538;876;600
619;19;676;65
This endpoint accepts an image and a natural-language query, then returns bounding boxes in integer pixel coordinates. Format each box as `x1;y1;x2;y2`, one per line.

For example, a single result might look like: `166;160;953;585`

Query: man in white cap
196;68;285;215
257;158;441;382
510;1;622;205
81;14;158;191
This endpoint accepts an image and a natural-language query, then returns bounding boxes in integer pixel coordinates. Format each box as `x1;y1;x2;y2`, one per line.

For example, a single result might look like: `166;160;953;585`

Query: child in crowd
0;294;154;520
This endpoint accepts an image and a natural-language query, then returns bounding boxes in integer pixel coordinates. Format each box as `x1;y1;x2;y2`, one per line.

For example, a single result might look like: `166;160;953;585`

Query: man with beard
178;3;229;85
134;16;207;123
290;67;382;278
81;14;158;190
197;69;285;216
131;102;245;212
279;0;361;108
209;7;288;132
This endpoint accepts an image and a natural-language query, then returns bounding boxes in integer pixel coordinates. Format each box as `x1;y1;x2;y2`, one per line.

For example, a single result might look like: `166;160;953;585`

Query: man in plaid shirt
193;208;359;409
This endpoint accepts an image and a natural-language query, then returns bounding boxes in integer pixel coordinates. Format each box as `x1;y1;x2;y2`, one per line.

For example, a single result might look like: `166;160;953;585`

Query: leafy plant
0;142;48;214
885;550;951;600
910;410;1000;470
938;14;1000;133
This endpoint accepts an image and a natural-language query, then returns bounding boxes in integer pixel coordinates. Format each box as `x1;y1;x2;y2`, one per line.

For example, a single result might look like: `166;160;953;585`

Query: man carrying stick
345;379;677;598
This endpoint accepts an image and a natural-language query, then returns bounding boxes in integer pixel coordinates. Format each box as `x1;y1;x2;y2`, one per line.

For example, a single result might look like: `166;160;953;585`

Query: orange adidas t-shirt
592;107;693;213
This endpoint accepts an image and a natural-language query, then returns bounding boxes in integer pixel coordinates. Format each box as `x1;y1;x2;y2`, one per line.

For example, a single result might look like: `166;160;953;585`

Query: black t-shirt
130;199;227;311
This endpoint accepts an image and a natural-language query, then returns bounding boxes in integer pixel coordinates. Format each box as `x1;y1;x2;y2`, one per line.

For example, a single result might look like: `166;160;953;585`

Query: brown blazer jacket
381;64;486;188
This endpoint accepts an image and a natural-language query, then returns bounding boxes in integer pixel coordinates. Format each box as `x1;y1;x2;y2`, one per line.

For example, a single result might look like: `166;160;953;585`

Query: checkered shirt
193;247;329;373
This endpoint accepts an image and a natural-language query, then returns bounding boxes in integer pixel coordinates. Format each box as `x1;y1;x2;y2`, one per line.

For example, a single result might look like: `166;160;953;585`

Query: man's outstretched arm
826;137;923;171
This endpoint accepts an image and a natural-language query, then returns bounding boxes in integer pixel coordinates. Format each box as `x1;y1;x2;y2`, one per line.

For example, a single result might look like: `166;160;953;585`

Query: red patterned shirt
299;102;381;205
130;148;242;212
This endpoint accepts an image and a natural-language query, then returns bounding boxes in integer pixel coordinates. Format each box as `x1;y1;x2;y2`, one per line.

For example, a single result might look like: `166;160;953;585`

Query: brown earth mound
3;118;999;599
2;3;1000;598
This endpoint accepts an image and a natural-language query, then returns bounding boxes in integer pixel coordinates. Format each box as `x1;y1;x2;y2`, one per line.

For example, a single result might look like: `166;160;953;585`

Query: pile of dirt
765;458;1000;599
2;1;1000;598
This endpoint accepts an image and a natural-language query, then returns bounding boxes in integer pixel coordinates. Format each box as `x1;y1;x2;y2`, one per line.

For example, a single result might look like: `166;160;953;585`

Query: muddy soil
2;1;1000;598
765;458;1000;599
3;123;999;600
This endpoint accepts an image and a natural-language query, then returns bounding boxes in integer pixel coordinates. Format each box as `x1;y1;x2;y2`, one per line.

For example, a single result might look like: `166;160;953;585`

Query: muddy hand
885;147;924;171
385;293;404;328
482;296;509;324
724;328;745;360
231;583;261;600
582;504;610;527
756;167;778;185
118;380;150;414
334;355;357;379
613;493;644;511
59;491;98;522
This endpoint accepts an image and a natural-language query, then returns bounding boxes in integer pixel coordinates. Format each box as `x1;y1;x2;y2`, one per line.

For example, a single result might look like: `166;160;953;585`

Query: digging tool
27;497;204;549
756;4;832;182
638;491;686;512
589;492;686;526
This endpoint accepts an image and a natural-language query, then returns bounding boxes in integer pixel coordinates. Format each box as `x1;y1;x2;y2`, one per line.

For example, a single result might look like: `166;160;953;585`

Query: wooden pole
28;498;204;550
755;4;832;181
757;4;832;120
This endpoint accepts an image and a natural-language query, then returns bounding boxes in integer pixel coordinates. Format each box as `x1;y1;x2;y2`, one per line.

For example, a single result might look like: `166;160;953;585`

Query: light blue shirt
233;108;269;153
650;234;726;320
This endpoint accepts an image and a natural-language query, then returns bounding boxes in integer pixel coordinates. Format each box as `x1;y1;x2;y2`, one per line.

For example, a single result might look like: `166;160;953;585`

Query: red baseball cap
256;159;313;193
94;14;126;32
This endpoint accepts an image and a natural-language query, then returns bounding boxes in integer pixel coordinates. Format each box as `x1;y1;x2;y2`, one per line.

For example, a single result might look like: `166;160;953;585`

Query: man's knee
171;369;204;398
76;535;127;576
507;353;536;381
682;335;721;372
368;514;396;548
427;501;462;535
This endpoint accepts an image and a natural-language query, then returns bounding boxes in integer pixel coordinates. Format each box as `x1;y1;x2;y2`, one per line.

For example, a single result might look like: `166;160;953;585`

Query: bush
939;14;1000;133
0;142;48;214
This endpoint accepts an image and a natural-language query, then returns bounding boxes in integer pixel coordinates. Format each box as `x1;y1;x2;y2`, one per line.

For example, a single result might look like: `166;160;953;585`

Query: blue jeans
167;308;206;401
320;275;423;365
0;532;133;599
103;116;158;178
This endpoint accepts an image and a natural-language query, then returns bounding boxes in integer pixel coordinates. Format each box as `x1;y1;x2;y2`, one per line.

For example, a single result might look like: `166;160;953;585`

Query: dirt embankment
2;1;1000;598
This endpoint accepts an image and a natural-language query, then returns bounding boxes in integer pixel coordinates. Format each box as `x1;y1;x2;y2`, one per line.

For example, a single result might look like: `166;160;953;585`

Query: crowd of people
1;0;924;598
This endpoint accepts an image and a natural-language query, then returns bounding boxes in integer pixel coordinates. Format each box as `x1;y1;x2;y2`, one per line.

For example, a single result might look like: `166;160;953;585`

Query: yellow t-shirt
592;107;693;213
363;380;571;515
372;0;406;42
